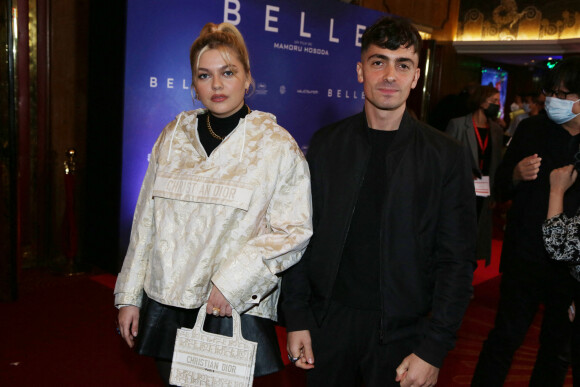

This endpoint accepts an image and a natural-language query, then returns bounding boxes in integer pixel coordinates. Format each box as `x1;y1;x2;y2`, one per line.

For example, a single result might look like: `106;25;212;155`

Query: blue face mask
523;103;531;113
545;96;580;124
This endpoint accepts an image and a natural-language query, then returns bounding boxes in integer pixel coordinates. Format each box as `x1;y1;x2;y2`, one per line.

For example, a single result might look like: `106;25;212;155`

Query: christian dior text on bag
169;305;257;387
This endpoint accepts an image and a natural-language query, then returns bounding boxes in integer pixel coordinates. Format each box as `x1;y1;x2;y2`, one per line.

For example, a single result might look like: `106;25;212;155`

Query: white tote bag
169;305;257;386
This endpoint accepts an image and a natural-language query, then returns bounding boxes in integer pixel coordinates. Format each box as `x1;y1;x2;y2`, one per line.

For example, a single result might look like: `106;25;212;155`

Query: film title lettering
223;0;363;46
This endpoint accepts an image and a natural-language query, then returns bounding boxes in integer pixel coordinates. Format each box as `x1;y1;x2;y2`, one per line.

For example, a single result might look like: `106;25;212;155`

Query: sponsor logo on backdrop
255;83;268;95
297;89;319;95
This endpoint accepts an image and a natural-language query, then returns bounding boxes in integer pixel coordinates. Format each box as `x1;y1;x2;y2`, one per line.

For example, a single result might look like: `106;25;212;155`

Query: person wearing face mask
445;85;504;266
506;91;546;137
509;93;525;116
114;22;313;385
471;56;580;386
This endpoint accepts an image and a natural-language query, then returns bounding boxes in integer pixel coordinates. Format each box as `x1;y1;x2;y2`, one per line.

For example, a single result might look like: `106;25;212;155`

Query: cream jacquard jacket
114;109;313;320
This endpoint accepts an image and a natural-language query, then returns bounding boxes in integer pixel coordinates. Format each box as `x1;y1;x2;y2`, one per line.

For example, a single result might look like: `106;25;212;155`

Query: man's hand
206;285;233;317
513;154;542;183
395;353;439;387
287;330;315;369
118;306;140;348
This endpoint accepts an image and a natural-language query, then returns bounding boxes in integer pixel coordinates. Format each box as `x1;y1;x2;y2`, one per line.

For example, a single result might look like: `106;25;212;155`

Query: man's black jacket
281;111;477;368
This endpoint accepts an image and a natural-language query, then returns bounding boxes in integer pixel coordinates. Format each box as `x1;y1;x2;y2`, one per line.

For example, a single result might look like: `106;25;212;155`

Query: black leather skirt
135;293;284;377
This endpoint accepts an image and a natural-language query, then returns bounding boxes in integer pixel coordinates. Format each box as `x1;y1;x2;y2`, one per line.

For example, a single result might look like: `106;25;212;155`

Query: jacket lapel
465;114;480;170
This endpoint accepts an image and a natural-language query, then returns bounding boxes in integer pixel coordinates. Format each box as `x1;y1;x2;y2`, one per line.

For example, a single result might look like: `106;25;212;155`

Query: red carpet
0;240;573;386
438;239;573;386
0;270;163;386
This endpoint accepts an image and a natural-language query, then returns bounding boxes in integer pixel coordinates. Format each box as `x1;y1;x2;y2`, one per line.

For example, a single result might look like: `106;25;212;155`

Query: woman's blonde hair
190;22;254;93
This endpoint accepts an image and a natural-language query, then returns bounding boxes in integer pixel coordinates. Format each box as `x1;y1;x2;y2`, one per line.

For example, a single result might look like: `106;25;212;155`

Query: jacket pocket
152;171;254;211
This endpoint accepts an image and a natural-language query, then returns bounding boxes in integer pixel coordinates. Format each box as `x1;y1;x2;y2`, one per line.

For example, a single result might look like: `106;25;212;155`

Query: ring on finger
212;307;221;316
288;354;300;363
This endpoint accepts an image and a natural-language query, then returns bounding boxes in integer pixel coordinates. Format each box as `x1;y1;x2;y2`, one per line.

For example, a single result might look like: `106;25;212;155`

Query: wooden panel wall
47;0;89;263
359;0;461;41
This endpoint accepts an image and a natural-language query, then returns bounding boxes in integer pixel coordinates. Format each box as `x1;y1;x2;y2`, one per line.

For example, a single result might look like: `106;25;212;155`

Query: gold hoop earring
245;88;249;95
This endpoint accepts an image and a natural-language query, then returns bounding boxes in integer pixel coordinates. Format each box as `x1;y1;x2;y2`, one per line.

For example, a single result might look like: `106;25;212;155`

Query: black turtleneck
331;126;398;310
197;104;250;155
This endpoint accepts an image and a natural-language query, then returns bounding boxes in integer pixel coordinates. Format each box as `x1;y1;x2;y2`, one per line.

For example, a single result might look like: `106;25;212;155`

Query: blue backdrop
120;0;387;250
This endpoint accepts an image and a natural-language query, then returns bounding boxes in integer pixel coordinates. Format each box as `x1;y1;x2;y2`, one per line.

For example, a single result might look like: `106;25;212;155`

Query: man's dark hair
543;56;580;95
361;16;422;55
526;91;543;105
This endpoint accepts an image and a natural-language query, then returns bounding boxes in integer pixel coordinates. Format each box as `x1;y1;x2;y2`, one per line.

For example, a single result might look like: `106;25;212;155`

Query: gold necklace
206;105;252;141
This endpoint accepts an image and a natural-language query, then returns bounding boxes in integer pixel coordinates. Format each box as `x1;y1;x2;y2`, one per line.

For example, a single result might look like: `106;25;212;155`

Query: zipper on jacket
328;145;371;302
379;204;385;344
378;155;387;344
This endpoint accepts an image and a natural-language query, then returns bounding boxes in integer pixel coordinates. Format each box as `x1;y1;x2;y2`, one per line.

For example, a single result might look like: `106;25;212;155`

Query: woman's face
193;47;250;118
481;92;500;110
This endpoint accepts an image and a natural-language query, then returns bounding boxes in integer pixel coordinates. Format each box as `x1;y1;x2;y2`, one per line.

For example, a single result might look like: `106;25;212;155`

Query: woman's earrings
190;87;198;101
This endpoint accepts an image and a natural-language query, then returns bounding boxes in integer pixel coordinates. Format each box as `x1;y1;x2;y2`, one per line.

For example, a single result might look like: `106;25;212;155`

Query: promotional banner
120;0;387;249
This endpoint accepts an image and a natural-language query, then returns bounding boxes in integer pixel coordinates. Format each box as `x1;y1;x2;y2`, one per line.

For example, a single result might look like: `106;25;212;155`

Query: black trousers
307;300;418;387
472;266;574;386
573;280;580;387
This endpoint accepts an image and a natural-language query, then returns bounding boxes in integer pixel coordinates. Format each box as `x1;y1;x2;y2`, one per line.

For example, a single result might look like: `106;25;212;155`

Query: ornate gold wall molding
453;38;580;54
457;0;580;41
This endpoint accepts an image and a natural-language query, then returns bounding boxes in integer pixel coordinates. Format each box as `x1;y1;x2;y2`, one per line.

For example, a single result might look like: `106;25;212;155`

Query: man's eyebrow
367;53;388;61
366;54;415;64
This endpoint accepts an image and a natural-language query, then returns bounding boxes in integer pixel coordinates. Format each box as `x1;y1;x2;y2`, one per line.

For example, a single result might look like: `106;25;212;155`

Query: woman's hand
550;165;577;195
118;306;140;348
206;285;233;317
547;165;576;219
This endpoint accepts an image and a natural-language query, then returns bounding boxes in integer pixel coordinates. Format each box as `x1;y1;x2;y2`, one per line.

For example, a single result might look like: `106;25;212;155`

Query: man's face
356;43;420;114
530;94;545;115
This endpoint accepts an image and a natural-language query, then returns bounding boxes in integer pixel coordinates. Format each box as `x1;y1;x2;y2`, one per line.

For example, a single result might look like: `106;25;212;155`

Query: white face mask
545;96;580;124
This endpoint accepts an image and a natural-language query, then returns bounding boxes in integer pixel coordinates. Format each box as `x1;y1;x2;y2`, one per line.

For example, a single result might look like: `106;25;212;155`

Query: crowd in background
431;57;580;386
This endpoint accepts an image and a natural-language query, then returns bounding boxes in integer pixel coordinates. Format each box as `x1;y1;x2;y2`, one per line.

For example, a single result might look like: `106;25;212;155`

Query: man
471;57;580;386
281;16;477;386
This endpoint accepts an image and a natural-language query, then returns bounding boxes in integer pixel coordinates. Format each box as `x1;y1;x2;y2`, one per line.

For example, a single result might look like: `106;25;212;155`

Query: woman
445;85;504;264
541;57;580;384
114;22;313;385
543;164;580;385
